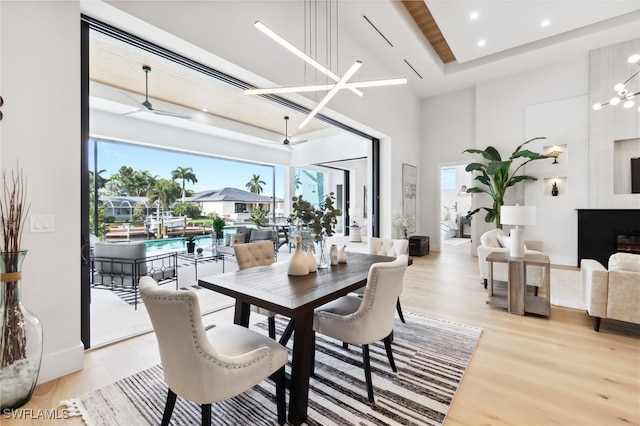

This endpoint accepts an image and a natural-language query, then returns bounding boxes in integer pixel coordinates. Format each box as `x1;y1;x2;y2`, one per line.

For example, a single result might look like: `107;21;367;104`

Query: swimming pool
144;236;214;253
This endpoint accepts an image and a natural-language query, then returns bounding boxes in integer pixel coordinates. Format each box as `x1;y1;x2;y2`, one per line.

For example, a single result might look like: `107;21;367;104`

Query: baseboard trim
38;341;85;384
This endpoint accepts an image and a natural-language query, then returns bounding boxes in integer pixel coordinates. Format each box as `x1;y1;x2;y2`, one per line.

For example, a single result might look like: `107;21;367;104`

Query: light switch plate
30;214;55;233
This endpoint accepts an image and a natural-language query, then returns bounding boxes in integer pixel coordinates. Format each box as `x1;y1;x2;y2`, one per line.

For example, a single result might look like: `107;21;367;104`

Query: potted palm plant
463;137;548;228
183;234;196;253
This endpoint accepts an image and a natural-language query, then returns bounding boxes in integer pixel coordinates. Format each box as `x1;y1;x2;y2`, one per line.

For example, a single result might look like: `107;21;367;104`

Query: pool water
144;235;214;253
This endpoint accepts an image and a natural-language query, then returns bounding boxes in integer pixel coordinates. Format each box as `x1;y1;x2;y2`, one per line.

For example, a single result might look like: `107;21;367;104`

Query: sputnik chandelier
245;3;407;129
592;53;640;112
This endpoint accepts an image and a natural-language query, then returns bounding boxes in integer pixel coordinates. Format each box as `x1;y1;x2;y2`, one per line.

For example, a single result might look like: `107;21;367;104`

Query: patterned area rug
63;314;481;426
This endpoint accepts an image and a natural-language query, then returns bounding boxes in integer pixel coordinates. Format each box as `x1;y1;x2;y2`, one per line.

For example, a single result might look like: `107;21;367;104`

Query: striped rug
63;314;481;425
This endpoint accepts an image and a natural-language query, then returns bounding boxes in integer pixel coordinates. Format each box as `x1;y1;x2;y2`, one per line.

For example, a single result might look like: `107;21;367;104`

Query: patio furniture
313;255;409;403
139;276;287;426
91;241;178;309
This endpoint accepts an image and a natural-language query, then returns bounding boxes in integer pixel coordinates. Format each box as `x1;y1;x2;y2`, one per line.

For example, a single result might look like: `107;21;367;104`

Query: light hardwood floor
5;243;639;425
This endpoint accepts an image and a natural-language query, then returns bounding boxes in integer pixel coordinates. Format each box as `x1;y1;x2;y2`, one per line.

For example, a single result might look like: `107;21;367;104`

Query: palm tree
171;166;198;203
245;173;266;194
147;178;181;217
129;170;156;196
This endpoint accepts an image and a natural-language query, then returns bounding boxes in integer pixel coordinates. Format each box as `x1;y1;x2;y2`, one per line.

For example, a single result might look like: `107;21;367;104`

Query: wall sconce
547;146;562;164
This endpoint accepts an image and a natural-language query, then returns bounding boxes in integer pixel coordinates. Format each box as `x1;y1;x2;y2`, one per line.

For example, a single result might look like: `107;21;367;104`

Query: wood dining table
198;251;394;426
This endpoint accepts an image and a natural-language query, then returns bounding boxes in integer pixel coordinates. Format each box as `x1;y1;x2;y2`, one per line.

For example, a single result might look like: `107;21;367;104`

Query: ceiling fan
121;65;191;119
281;116;307;150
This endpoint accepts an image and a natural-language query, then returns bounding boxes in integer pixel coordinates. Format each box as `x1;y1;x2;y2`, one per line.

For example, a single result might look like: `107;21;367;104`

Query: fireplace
616;231;640;254
577;209;640;267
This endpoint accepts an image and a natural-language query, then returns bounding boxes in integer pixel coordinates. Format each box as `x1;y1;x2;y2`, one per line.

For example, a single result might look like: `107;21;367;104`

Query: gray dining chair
313;255;409;403
139;276;288;426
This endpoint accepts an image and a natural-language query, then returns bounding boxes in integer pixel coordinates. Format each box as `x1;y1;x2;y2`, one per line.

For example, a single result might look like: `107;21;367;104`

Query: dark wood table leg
233;300;251;327
288;312;314;426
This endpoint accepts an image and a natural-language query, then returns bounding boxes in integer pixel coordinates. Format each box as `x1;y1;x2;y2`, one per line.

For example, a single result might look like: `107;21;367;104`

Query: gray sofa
91;241;178;309
216;226;277;258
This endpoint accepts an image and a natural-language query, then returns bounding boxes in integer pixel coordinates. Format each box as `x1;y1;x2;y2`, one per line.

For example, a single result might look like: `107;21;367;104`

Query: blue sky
90;139;285;198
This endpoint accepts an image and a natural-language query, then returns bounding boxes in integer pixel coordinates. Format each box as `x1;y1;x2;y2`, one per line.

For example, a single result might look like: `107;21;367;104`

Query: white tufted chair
139;276;288;426
359;237;409;323
233;241;293;343
313;255;408;403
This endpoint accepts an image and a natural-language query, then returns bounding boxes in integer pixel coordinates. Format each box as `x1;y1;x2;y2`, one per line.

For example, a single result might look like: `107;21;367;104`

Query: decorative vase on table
338;245;347;264
316;238;329;269
288;240;309;276
306;245;317;273
330;244;338;266
0;250;43;412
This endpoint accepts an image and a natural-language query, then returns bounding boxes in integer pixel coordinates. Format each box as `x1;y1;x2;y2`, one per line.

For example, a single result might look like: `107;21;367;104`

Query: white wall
422;87;476;251
0;1;84;383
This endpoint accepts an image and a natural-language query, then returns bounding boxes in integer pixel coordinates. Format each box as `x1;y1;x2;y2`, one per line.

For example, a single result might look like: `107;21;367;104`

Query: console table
486;252;551;316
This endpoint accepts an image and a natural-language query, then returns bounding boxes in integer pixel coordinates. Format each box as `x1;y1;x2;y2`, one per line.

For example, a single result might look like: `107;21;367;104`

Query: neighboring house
187;187;284;222
99;196;156;222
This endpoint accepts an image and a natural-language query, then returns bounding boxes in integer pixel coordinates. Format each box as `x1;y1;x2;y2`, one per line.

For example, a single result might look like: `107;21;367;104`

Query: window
441;168;456;190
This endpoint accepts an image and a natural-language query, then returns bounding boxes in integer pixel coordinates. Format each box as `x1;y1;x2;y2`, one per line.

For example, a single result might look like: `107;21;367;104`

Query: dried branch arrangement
0;165;31;370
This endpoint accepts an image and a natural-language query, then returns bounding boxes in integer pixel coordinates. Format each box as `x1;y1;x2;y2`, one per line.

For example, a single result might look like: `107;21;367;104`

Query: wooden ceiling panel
402;1;456;64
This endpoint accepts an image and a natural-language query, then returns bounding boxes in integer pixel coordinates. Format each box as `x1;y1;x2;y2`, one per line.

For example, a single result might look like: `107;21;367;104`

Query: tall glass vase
0;250;43;412
316;238;329;269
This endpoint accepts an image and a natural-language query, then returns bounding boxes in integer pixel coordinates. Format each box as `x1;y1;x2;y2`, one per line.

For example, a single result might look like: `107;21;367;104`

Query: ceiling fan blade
119;91;149;110
289;139;308;146
150;108;192;119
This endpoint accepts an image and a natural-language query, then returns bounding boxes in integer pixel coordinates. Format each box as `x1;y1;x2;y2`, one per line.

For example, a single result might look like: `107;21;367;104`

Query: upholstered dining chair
139;276;288;426
364;237;409;323
233;241;293;344
313;255;408;403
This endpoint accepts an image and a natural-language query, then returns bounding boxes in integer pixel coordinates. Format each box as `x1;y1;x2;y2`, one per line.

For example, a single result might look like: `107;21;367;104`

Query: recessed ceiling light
477;39;486;47
470;11;479;20
202;108;208;112
541;19;550;27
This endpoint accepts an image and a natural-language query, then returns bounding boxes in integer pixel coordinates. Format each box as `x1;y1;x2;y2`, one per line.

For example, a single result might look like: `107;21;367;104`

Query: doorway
438;164;472;250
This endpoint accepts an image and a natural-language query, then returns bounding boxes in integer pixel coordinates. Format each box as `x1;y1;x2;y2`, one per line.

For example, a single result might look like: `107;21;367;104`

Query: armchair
91;241;178;309
581;252;640;331
477;228;544;291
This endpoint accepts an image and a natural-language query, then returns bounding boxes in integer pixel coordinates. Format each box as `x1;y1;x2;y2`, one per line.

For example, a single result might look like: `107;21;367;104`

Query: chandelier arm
255;20;364;97
299;61;362;129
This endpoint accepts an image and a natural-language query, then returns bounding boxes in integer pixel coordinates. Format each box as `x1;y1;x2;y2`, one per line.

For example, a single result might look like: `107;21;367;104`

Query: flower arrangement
290;193;342;242
394;213;415;239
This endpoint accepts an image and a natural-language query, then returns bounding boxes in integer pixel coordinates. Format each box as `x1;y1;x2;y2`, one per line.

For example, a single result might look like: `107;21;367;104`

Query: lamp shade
501;205;536;226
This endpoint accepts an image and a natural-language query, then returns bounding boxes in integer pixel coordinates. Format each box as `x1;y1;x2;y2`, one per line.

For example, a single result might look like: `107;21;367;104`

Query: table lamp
500;204;536;258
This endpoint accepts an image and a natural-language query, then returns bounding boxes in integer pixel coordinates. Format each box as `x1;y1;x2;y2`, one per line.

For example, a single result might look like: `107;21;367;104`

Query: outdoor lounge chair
91;241;178;309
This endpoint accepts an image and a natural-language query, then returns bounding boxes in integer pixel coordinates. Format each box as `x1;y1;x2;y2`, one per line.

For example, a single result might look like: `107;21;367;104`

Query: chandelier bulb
628;53;640;64
610;97;621;106
614;83;625;91
623;100;635;108
592;103;602;110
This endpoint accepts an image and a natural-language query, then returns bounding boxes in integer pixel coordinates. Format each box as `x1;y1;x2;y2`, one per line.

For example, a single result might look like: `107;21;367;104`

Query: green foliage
209;213;227;232
172;201;202;218
249;205;269;226
171;166;197;202
183;234;196;243
132;202;147;222
291;193;342;242
147;178;181;213
246;173;266;194
463;137;548;228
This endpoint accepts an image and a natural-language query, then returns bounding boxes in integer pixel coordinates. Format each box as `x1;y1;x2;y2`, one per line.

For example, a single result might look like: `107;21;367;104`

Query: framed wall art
402;163;417;233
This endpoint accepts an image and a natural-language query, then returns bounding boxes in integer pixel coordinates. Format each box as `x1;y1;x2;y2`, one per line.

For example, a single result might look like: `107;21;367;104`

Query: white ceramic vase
306;245;317;273
330;244;338;266
338;244;347;263
288;241;309;276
